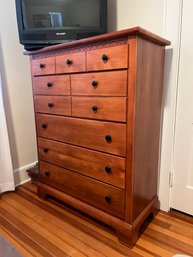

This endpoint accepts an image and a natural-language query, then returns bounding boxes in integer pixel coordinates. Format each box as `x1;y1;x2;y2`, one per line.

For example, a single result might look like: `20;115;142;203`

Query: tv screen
15;0;107;51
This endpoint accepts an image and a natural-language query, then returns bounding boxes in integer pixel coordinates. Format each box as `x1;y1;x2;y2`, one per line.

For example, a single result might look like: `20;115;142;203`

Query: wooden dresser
26;27;170;247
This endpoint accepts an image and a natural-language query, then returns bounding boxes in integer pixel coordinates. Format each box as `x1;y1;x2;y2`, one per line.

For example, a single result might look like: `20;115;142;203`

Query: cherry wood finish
87;45;128;71
33;75;71;95
72;97;127;122
71;70;127;96
36;114;126;156
40;161;125;218
56;52;86;74
27;27;170;247
32;56;55;75
34;96;71;116
38;137;125;189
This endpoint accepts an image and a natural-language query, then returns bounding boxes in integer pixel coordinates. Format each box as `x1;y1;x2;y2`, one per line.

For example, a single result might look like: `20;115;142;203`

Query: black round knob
102;54;108;62
45;171;50;176
48;103;54;108
92;80;98;87
105;134;112;143
92;105;98;112
105;196;111;204
39;63;45;69
105;165;111;174
47;82;53;88
41;123;47;129
66;59;72;66
43;148;49;153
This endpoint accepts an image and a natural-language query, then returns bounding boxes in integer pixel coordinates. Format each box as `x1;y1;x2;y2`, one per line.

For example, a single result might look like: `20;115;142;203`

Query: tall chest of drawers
27;27;170;247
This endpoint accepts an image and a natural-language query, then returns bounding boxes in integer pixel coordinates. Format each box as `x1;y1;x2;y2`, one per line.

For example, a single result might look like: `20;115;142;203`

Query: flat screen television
15;0;107;51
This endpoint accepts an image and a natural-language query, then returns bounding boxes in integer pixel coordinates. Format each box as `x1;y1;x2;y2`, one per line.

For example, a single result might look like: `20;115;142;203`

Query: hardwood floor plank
2;193;106;257
1;182;193;257
145;227;193;256
0;226;38;257
15;186;139;257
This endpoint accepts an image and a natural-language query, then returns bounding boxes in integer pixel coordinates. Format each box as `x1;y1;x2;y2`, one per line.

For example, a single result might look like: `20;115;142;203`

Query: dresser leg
115;229;138;248
37;185;48;200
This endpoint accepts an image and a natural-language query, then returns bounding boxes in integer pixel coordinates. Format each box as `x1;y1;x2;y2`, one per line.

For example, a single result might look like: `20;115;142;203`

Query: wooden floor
0;182;193;257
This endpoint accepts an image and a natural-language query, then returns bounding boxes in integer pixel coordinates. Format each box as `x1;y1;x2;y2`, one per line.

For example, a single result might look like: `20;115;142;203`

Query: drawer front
36;114;126;156
72;97;127;122
87;45;128;71
40;161;125;218
56;52;86;73
33;75;70;95
34;96;71;116
38;138;125;189
71;70;127;96
32;57;55;75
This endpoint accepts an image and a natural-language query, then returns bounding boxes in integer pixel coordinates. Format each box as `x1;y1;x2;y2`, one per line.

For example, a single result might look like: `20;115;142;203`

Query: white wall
108;0;165;35
0;1;37;185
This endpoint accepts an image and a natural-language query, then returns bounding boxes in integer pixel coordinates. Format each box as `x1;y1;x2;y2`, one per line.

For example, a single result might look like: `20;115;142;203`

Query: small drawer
36;114;126;156
56;52;86;74
87;45;128;71
38;138;125;189
32;57;55;75
33;75;70;95
71;70;127;96
34;96;71;116
72;97;127;122
40;161;125;218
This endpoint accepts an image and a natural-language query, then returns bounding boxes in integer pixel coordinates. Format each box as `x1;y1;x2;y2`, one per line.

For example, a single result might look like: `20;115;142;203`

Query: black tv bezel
15;0;107;50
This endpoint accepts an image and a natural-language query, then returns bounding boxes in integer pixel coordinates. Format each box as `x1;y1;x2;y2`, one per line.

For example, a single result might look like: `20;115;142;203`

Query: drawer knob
41;123;47;129
66;59;72;66
92;105;98;112
48;103;54;108
45;171;50;176
102;54;108;62
105;134;112;143
105;165;111;174
43;148;49;153
105;196;111;204
39;63;45;69
47;82;53;88
92;80;98;88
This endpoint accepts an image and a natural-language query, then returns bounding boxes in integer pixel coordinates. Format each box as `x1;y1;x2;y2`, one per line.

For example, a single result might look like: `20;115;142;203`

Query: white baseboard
14;161;38;187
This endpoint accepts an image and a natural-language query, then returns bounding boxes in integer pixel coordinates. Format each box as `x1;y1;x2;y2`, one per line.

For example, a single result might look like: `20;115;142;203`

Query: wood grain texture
39;161;125;218
71;70;127;96
33;75;71;95
0;183;192;257
87;45;128;71
72;97;127;122
36;114;126;156
132;38;165;221
34;96;71;116
32;57;55;75
38;138;126;189
56;52;86;74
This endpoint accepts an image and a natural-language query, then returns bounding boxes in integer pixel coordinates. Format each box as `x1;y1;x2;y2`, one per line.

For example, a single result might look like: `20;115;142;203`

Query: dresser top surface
25;26;171;56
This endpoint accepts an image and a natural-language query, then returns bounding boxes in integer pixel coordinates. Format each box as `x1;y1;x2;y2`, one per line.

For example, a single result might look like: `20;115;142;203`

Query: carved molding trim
32;38;128;59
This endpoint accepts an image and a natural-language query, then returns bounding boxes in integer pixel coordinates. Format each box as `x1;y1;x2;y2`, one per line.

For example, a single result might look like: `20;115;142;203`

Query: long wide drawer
36;114;126;156
39;161;125;218
33;75;71;95
72;97;127;122
38;138;125;189
34;96;71;116
71;70;127;96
